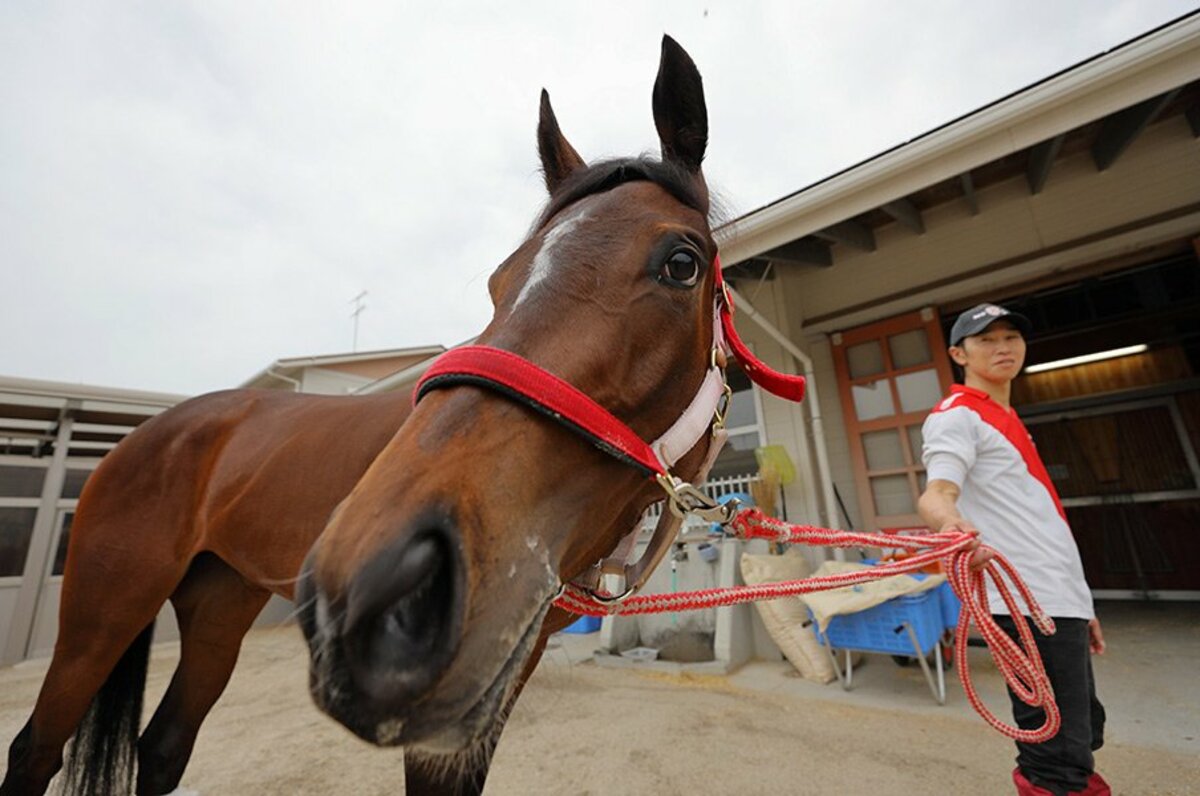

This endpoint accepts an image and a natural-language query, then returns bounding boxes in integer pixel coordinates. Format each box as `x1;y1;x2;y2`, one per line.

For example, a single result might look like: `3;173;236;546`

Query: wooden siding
1012;347;1195;405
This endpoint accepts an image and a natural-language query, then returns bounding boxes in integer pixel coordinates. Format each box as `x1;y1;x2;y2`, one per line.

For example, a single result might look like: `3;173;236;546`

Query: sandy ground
2;604;1197;795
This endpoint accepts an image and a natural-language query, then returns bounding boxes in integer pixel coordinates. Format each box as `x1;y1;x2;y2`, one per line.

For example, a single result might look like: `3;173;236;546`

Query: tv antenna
349;291;368;352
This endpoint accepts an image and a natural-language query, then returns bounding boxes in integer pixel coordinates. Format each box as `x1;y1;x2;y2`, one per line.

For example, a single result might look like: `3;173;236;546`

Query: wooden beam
1092;88;1181;171
762;237;833;267
1026;133;1065;195
880;199;924;234
724;258;774;281
812;220;876;252
1185;104;1200;138
959;172;979;216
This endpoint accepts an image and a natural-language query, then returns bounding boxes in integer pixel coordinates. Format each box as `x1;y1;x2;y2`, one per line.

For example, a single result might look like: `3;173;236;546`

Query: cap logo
972;305;1006;320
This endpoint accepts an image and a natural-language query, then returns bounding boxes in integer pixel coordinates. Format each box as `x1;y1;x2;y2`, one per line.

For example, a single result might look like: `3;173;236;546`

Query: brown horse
2;35;719;795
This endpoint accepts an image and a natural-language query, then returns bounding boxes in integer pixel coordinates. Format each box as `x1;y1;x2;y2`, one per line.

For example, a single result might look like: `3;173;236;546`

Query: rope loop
554;506;1061;743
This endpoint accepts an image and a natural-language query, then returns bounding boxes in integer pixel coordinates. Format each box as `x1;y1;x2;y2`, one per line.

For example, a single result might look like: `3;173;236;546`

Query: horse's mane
534;156;710;231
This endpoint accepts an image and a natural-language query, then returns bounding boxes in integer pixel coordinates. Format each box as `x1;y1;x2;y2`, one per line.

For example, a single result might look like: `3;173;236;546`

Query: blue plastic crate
815;589;942;656
937;580;961;630
855;558;959;633
562;615;601;634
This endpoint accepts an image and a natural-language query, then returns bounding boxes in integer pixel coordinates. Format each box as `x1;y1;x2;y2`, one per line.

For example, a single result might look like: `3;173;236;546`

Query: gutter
727;285;846;561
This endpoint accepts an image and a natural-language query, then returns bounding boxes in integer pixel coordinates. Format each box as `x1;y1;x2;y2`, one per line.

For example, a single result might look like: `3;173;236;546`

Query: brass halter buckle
655;473;740;525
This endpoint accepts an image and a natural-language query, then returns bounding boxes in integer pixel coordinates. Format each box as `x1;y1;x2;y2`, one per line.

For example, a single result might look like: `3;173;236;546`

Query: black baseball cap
949;303;1032;346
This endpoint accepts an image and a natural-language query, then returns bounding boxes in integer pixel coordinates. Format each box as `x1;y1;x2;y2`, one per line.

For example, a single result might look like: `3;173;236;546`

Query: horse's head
298;36;719;758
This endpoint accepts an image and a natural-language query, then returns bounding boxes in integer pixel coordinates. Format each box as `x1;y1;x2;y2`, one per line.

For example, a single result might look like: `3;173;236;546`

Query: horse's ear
652;35;708;172
538;89;586;194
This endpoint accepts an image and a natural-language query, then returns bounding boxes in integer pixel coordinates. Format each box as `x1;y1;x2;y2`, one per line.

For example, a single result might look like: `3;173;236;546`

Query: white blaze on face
513;207;589;309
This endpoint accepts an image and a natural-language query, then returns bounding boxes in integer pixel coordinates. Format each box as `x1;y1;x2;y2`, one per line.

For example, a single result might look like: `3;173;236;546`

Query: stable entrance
1025;393;1200;597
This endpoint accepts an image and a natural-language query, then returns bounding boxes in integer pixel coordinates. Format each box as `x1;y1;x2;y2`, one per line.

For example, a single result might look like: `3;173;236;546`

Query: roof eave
715;13;1200;265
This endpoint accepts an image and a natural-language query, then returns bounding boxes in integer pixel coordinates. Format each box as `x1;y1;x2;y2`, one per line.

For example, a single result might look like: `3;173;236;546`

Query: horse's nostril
371;545;443;649
342;528;462;705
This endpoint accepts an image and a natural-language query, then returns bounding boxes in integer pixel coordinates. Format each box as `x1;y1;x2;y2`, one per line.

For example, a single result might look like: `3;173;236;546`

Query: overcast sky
2;1;1195;396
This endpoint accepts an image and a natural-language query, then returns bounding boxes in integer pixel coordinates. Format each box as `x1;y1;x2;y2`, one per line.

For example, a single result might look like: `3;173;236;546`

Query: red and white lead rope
554;507;1060;743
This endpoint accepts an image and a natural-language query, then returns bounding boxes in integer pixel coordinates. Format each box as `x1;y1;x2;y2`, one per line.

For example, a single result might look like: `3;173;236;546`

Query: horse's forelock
532;156;709;233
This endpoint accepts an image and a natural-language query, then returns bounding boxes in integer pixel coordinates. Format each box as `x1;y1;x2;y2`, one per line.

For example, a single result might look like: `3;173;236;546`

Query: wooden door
831;309;954;531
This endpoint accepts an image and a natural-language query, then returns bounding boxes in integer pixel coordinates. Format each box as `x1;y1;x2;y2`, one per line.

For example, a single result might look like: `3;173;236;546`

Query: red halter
414;255;806;601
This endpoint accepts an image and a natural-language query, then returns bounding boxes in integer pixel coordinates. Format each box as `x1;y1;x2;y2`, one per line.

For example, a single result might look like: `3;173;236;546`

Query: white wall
300;367;374;395
723;279;820;528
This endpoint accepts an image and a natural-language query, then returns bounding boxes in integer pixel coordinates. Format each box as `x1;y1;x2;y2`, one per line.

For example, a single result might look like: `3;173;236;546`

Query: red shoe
1072;773;1111;796
1013;768;1056;795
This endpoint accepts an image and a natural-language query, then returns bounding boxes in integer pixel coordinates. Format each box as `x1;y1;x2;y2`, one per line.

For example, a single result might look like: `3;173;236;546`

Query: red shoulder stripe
935;386;1067;522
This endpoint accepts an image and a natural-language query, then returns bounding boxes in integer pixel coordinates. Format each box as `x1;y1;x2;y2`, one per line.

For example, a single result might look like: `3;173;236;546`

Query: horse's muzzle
298;520;466;734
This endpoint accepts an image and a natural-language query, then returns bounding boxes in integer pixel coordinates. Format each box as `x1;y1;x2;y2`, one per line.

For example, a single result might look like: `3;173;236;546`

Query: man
917;303;1108;796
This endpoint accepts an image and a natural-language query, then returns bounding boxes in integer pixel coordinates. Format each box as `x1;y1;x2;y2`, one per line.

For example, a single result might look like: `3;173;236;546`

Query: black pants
994;616;1105;796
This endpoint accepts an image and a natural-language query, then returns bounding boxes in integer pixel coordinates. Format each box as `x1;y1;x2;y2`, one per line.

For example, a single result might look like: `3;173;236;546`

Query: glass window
725;388;758;430
52;512;73;576
0;465;46;498
906;425;925;466
851;380;895;421
727;432;759;451
708;446;758;481
888;329;932;369
895;369;942;414
847;340;885;379
61;469;92;500
862;430;905;471
709;364;762;481
0;507;38;577
870;475;915;517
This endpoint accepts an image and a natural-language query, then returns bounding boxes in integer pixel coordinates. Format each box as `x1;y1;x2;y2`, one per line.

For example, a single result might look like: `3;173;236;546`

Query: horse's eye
661;250;700;287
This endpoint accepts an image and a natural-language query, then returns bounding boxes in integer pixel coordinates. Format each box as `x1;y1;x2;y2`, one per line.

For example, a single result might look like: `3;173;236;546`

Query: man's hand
920;481;994;571
939;520;994;572
1088;618;1106;655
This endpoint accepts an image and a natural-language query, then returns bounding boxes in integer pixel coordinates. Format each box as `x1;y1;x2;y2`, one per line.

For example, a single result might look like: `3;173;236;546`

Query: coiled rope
554;507;1060;743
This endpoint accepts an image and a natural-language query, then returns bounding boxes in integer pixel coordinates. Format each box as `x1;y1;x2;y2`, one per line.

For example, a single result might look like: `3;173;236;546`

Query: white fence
639;472;770;533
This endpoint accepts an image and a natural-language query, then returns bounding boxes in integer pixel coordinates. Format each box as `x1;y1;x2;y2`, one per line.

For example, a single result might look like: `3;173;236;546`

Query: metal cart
813;583;958;704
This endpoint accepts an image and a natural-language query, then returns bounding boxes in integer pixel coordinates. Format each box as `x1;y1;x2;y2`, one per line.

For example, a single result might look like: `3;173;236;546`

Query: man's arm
918;479;992;570
918;479;974;533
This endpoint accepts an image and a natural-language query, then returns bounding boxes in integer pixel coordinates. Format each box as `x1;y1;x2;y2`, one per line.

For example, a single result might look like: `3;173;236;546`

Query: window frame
831;309;954;531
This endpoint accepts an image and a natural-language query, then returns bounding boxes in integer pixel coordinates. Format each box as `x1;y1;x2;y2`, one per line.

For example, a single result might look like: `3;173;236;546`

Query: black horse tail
62;621;155;795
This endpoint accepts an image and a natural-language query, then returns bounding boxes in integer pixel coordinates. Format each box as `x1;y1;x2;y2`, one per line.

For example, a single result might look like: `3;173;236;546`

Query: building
715;13;1200;604
0;376;185;664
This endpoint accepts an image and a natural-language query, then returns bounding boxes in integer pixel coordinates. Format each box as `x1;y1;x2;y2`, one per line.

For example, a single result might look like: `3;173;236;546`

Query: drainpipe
726;286;846;561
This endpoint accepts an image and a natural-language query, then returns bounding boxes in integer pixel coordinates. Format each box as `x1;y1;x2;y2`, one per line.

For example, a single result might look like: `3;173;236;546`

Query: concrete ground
0;601;1195;794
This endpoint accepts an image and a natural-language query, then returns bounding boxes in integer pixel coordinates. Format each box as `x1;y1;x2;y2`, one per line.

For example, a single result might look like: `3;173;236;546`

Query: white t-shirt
922;386;1094;620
